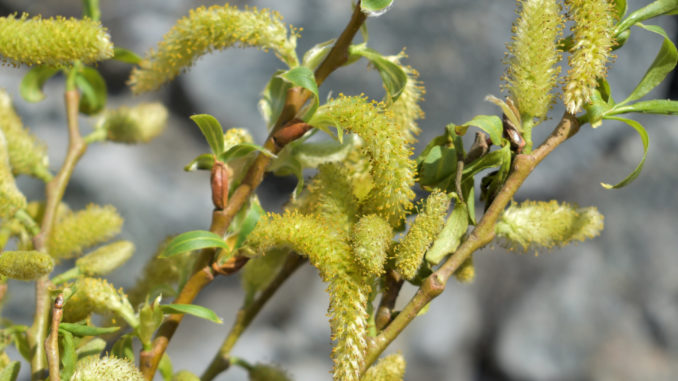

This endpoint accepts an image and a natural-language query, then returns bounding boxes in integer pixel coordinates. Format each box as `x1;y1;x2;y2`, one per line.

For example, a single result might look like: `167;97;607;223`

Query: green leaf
75;337;106;360
20;66;59;103
480;145;512;202
620;24;677;104
219;143;276;163
111;334;135;362
160;304;223;324
361;0;394;16
302;39;335;70
613;0;628;19
234;198;265;249
609;99;678;115
349;44;408;102
190;114;225;155
600;116;649;189
82;0;101;21
158;353;173;381
456;115;503;146
463;144;511;180
417;144;458;191
184;153;215;172
426;200;469;265
615;0;678;35
12;330;30;362
161;230;229;258
0;361;20;381
58;322;120;337
259;71;292;129
112;47;141;64
75;66;107;115
584;88;614;128
59;330;75;381
278;66;319;120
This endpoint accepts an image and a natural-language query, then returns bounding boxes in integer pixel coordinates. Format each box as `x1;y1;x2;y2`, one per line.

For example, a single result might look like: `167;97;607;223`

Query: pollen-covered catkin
76;241;135;276
385;53;425;143
362;353;407;381
505;0;563;120
99;103;168;144
563;0;615;113
48;204;123;259
129;5;299;93
395;191;450;279
454;256;475;283
351;214;392;276
297;163;358;232
0;251;54;280
63;277;138;328
495;200;604;252
310;95;416;226
0;131;26;219
0;13;113;67
0;90;50;181
70;356;144;381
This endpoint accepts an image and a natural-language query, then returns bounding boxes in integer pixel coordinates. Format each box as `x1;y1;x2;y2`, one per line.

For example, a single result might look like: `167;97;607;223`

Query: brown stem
140;6;368;378
374;270;403;331
362;112;580;372
200;254;305;381
45;294;64;381
28;90;86;381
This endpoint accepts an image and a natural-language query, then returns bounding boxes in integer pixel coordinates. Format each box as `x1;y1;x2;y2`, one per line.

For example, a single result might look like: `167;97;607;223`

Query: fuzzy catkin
0;13;113;67
129;5;298;93
385;54;425;143
563;0;615;113
100;103;168;144
362;353;407;381
48;204;123;259
310;95;416;226
495;200;604;252
76;241;135;276
0;130;26;219
0;251;54;280
0;90;50;181
394;191;450;279
351;214;392;276
70;356;143;381
505;0;563;120
244;211;369;381
64;277;137;328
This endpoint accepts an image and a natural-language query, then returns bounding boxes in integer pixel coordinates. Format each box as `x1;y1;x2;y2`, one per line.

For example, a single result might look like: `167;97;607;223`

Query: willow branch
374;270;403;331
28;90;86;381
362;112;581;371
140;5;368;379
45;294;64;381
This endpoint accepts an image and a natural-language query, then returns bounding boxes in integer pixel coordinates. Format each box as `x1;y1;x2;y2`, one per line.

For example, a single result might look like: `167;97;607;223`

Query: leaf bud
100;103;168;144
71;356;144;381
210;161;232;210
0;250;54;280
75;241;135;276
454;257;475;283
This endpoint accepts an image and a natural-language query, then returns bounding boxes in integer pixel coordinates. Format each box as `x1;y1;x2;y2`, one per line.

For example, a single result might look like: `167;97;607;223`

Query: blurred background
1;0;678;380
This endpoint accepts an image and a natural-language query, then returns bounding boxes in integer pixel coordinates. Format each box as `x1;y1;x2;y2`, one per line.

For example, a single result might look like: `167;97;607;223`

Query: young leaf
615;0;678;35
0;361;20;381
82;0;101;21
190;114;225;155
75;66;107;115
234;198;265;249
302;39;335;70
619;24;677;104
20;66;59;103
349;44;408;102
426;200;469;265
161;230;229;258
58;322;120;337
361;0;395;17
600;116;648;189
259;71;292;129
278;66;319;119
158;353;173;381
455;115;503;146
59;329;76;381
160;304;223;324
462;144;511;179
417;144;457;191
111;334;135;362
112;47;141;64
613;0;627;19
219;143;276;163
184;153;215;172
609;99;678;115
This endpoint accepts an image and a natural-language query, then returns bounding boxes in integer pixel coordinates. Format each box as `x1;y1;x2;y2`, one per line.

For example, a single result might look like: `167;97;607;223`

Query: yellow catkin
248;364;292;381
351;214;392;276
244;211;369;381
48;204;123;259
0;251;54;280
454;256;475;283
504;0;563;120
563;0;615;113
0;13;113;67
63;277;137;328
385;53;425;144
129;4;299;93
310;95;416;226
0;130;26;219
99;103;168;144
495;200;604;252
0;90;50;181
75;241;135;276
71;356;144;381
394;191;450;279
362;353;407;381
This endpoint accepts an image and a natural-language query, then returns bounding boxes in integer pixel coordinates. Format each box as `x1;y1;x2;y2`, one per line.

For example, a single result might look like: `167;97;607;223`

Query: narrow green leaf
112;47;141;64
59;330;75;381
609;99;678;115
361;0;395;16
302;39;335;70
75;337;106;360
278;66;319;120
219;143;276;163
426;201;469;265
259;71;292;129
58;322;120;337
160;304;223;324
75;66;107;115
161;230;229;258
158;353;173;381
417;145;457;191
600;116;649;189
234;198;265;249
457;115;503;146
190;114;225;155
111;334;135;362
0;361;20;381
184;153;215;172
82;0;101;21
615;0;678;35
20;66;59;103
349;44;408;102
620;24;677;104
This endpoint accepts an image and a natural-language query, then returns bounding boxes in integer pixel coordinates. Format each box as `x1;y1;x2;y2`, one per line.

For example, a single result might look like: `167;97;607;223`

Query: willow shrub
1;0;677;380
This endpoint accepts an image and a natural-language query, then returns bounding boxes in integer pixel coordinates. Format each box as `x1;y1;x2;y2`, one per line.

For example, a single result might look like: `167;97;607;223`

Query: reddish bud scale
272;119;312;148
210;160;232;210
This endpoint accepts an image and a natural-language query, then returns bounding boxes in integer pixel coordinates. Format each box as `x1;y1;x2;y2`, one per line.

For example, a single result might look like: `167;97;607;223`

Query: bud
454;257;475;283
100;103;168;144
210;161;232;210
0;250;54;280
0;13;113;67
249;364;291;381
351;214;392;276
0;130;26;219
76;241;135;276
48;204;123;259
0;90;50;181
362;353;406;381
71;356;144;381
